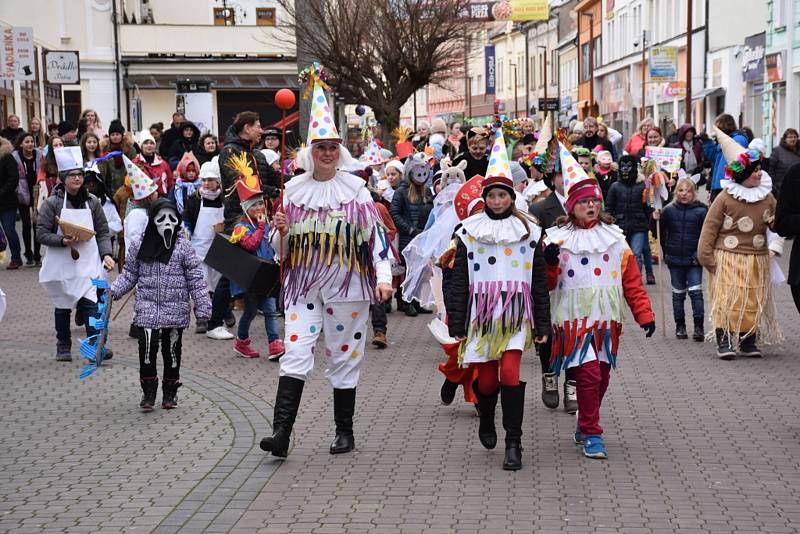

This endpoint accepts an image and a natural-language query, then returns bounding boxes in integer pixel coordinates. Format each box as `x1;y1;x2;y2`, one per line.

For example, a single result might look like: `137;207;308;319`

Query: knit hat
199;158;221;181
385;159;404;176
54;146;83;173
138;129;156;146
559;143;603;214
306;81;340;144
509;161;528;186
108;119;125;135
717;128;762;182
241;194;264;214
481;129;514;198
454;175;485;220
123;154;158;200
57;121;76;137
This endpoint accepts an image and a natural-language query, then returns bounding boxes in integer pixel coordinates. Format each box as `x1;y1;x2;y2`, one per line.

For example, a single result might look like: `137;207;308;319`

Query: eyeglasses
576;198;600;206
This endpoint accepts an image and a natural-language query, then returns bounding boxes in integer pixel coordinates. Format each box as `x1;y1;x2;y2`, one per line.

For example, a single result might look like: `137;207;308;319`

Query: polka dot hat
306;81;341;144
481;129;514;196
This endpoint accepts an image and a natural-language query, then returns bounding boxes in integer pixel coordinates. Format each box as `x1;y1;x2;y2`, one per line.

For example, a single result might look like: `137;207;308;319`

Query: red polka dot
341;344;349;352
594;268;602;276
289;334;299;342
557;267;562;275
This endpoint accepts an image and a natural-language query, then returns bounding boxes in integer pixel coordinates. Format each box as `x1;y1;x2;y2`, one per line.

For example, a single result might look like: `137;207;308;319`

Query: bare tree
276;0;472;141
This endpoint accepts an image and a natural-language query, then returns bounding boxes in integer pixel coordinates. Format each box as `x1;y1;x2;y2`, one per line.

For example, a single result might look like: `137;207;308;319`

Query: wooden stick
112;289;135;321
656;219;667;337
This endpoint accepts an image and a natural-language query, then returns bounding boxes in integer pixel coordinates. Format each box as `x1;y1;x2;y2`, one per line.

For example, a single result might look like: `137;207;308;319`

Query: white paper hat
55;146;83;173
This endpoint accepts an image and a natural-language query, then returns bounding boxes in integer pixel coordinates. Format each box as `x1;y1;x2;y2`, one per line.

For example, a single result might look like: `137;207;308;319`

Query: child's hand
543;243;561;266
256;213;266;223
641;322;656;337
273;212;289;236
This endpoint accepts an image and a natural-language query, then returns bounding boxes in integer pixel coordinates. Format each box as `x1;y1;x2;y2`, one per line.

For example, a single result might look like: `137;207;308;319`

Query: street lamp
510;63;519;118
580;12;594;117
537;44;548;122
635;30;649;121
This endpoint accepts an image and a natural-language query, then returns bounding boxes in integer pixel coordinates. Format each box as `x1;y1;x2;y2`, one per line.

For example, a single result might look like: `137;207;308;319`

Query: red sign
767;52;783;83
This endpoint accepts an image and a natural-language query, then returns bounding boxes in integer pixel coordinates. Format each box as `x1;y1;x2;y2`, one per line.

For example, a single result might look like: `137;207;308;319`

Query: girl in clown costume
447;130;551;471
260;77;393;458
543;145;655;459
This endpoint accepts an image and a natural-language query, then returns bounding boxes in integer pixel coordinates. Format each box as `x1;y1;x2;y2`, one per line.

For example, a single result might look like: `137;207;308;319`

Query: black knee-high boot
330;388;356;454
260;376;305;457
501;382;526;471
472;380;498;449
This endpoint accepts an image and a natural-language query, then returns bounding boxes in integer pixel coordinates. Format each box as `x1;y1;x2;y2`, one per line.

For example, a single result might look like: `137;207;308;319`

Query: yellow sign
510;0;549;21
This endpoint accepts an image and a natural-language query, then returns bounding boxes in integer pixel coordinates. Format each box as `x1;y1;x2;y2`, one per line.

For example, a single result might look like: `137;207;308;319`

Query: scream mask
138;198;183;264
155;206;179;249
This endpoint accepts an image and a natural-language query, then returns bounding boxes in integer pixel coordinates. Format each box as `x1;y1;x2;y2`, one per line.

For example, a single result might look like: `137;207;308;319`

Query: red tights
476;350;522;395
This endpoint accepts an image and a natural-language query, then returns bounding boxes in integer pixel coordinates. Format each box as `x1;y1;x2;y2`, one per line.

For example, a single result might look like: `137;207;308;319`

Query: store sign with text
461;0;548;22
0;26;36;81
742;33;766;82
44;50;80;84
649;47;678;81
485;45;496;95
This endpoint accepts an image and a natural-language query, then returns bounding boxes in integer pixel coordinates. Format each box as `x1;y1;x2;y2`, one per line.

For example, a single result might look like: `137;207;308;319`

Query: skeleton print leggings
137;328;183;381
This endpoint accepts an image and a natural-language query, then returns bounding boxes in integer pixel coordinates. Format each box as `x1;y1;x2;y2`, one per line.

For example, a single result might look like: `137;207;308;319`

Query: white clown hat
306;81;340;144
123;154;158;200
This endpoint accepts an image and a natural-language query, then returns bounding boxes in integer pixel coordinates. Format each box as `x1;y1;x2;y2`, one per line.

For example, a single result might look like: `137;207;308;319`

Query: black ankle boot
330;388;356;454
472;380;498;449
501;382;525;471
139;377;158;412
161;379;182;409
675;322;688;339
715;329;735;360
692;317;705;342
260;376;305;457
738;332;762;357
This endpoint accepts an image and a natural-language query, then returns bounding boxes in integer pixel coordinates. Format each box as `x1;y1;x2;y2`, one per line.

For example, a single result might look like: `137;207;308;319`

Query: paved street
1;244;799;534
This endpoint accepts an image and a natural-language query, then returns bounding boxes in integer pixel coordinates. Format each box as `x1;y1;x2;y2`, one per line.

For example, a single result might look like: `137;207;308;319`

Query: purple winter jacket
111;234;212;329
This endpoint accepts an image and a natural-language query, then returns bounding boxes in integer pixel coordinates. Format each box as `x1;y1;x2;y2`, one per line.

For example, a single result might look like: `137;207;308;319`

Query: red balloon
275;89;296;111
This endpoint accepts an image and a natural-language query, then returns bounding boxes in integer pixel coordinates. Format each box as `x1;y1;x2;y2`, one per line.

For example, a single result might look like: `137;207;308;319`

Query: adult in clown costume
543;145;655;460
259;75;393;457
447;129;551;471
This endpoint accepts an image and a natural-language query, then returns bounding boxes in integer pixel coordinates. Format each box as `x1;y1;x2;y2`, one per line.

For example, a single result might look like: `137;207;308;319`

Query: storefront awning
124;74;298;90
692;87;725;101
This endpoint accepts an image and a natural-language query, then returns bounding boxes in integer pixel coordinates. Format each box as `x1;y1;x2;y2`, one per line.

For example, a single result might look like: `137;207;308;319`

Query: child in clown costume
543;145;655;459
259;78;393;458
447;130;551;471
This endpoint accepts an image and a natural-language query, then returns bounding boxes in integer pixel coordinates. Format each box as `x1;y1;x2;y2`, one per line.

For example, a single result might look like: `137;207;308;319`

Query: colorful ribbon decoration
299;62;330;100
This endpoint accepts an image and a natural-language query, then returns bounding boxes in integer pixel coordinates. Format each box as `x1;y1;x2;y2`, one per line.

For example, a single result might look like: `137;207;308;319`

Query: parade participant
437;175;483;408
111;199;212;411
184;158;224;334
573;147;595;177
698;130;782;359
775;163;800;314
135;129;173;198
575;117;615;156
703;114;748;204
262;126;282;153
102;119;137;193
452;126;490;180
193;133;220;167
167;121;200;170
172;152;201;213
0;135;22;270
390;154;433;316
122;155;159;257
12;133;43;266
544;145;655;459
593;150;618;199
259;77;392;458
446;129;550;471
660;177;707;341
228;172;283;360
83;161;123;237
379;160;403;204
37;147;116;361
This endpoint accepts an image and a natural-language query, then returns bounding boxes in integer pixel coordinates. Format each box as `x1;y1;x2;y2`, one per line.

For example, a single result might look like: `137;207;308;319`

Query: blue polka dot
318;128;327;136
567;269;575;277
317;95;325;103
467;252;474;260
519;246;526;254
489;157;496;166
307;303;315;310
580;257;589;265
336;324;344;332
461;228;467;235
310;325;316;333
473;263;480;271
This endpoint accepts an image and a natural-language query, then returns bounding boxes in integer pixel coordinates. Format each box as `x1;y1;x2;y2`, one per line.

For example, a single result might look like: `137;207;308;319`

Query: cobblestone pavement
0;243;799;533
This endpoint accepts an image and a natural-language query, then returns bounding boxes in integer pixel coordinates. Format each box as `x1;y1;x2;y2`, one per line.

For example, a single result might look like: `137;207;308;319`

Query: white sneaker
206;326;234;340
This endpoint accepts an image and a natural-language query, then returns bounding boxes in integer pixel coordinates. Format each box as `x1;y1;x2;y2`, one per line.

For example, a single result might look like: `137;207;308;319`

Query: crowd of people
0;78;798;471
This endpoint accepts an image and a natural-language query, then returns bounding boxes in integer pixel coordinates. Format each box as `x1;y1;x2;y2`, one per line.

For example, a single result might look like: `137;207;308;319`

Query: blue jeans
626;232;653;276
54;297;99;345
237;294;279;342
0;208;21;262
668;265;704;324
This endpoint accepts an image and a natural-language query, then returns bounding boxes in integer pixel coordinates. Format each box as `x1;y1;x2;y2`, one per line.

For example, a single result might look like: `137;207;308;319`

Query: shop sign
0;26;35;81
663;81;687;99
766;52;783;83
650;47;678;81
485;46;496;95
742;33;766;82
44;50;80;84
460;0;548;22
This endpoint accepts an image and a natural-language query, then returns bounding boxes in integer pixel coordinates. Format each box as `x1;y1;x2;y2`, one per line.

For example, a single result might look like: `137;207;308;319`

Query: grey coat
35;185;113;258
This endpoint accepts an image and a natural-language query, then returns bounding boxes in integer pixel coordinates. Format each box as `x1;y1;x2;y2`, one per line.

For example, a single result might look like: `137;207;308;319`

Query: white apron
190;198;224;292
40;194;103;308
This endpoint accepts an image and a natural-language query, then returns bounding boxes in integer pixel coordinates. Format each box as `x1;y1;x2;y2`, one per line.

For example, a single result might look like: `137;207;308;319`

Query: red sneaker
234;337;260;358
268;339;285;361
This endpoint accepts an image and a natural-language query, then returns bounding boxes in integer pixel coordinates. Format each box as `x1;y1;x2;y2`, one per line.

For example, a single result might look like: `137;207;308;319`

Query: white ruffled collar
461;211;537;245
284;170;366;209
544;222;626;254
721;171;773;203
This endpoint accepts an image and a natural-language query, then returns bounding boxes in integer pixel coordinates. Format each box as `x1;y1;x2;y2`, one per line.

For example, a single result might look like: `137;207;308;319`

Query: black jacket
577;134;615;158
605;180;653;236
0;138;19;211
183;190;224;235
528;191;565;230
159;121;184;159
389;181;432;251
445;220;551;339
217;125;280;231
452;152;488;181
768;144;800;196
775;163;800;285
660;200;707;267
0;127;24;144
192;145;219;167
167;121;201;170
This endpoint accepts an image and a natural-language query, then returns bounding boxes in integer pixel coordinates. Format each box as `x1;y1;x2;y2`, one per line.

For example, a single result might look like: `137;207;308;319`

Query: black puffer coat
660;200;707;267
605;178;653;236
0;137;19;211
389;180;432;252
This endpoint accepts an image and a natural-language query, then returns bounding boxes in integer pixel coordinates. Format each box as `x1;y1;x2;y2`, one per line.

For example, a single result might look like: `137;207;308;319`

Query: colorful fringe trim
458;281;535;363
282;199;389;305
549;318;622;374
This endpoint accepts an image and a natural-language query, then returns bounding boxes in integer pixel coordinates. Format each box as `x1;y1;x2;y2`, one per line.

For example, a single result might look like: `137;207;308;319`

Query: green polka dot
511;260;519;268
477;247;485;254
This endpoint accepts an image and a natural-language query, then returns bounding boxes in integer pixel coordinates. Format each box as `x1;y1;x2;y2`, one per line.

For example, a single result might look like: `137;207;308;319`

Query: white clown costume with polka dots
456;211;542;365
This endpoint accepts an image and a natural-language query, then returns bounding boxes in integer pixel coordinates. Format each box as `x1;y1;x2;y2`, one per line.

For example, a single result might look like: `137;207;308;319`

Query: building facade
763;0;800;149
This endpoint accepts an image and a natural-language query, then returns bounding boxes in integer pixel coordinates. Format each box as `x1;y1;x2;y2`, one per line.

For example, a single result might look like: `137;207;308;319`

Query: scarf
174;177;202;213
682;140;698;171
200;187;222;201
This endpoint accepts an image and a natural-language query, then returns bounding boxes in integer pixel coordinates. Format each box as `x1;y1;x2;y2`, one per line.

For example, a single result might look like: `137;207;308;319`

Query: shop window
256;7;276;26
213;7;235;25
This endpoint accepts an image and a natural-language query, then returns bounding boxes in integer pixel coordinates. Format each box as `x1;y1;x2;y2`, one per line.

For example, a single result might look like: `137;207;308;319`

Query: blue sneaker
582;435;607;459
